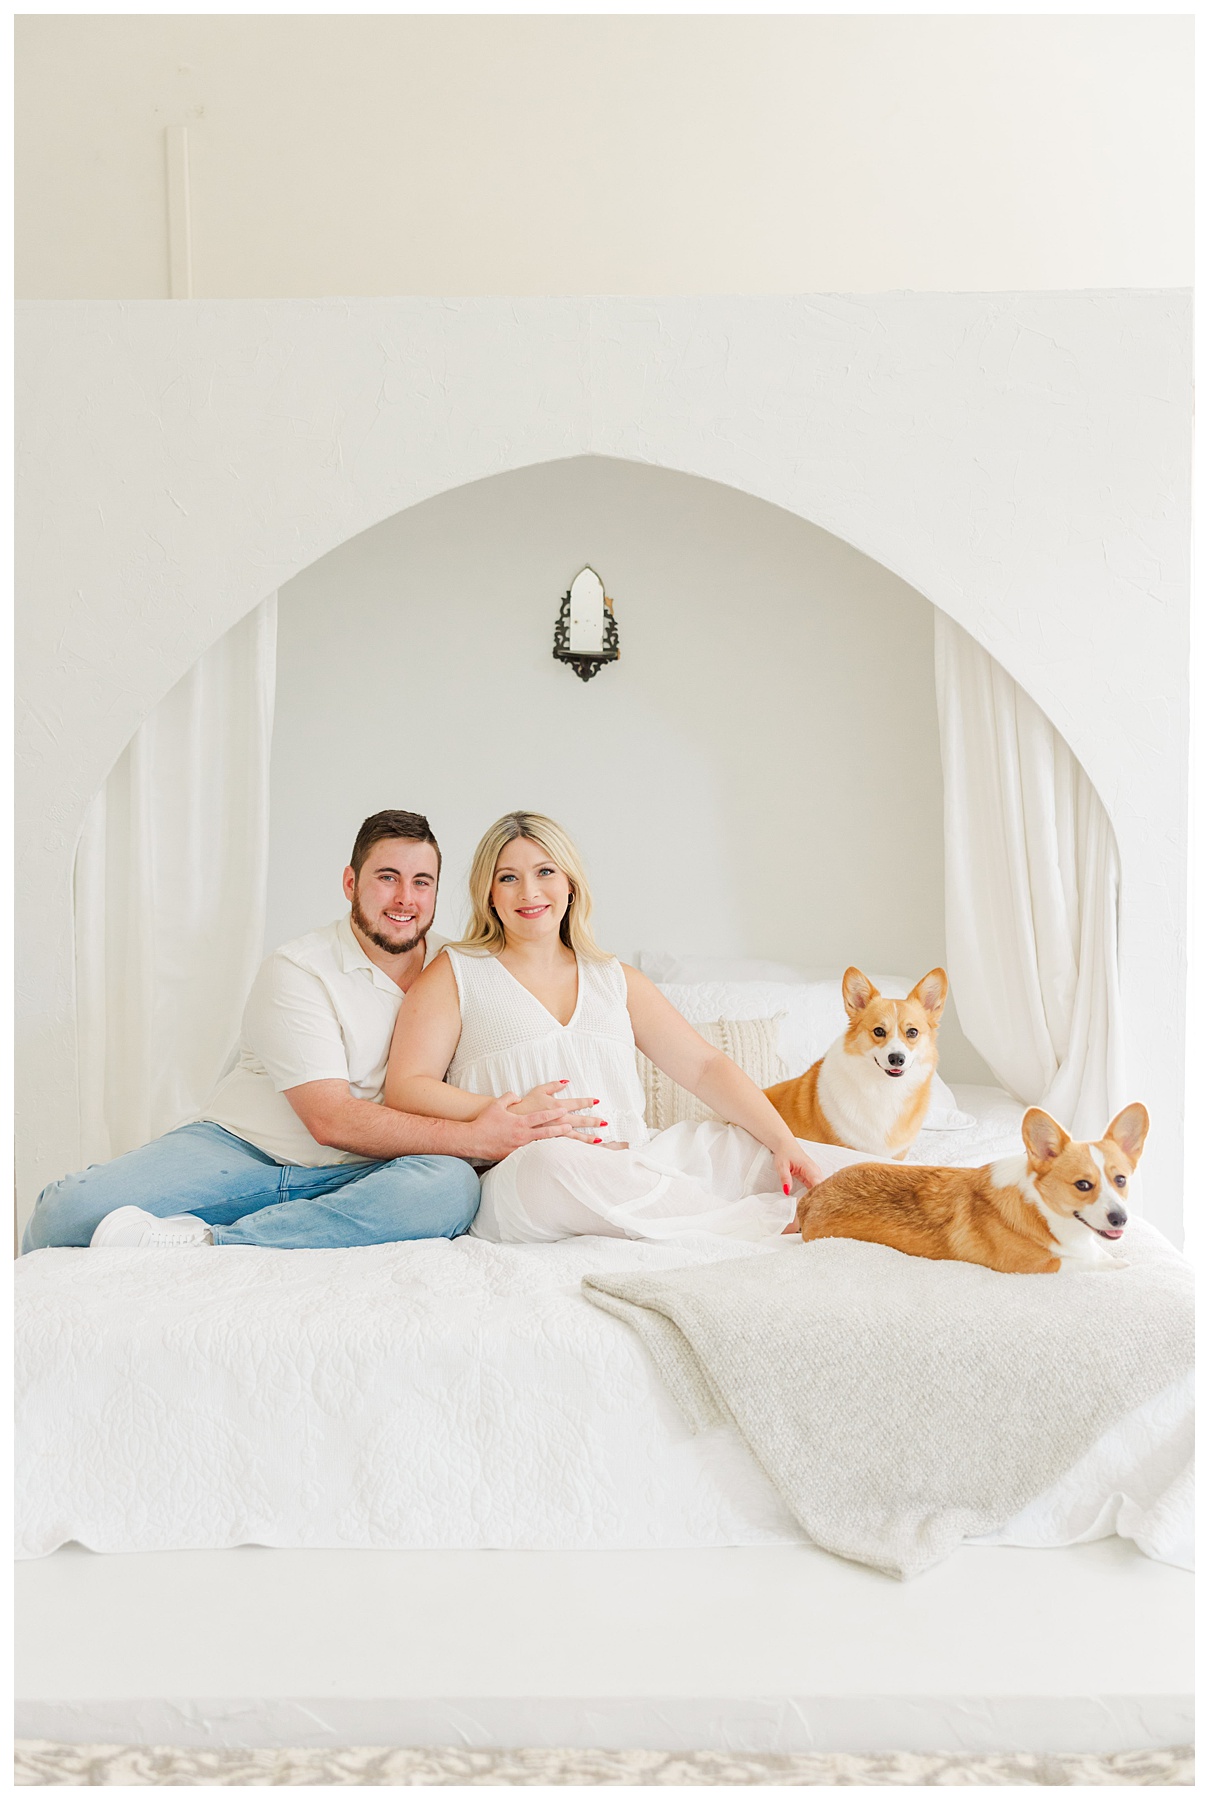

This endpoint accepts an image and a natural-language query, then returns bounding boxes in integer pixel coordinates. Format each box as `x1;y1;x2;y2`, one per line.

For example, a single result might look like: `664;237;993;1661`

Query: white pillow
637;1016;789;1131
637;952;926;990
656;979;975;1131
636;952;824;985
918;1084;977;1131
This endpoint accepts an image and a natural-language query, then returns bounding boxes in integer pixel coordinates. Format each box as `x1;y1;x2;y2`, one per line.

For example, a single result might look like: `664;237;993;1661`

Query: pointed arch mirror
553;566;620;682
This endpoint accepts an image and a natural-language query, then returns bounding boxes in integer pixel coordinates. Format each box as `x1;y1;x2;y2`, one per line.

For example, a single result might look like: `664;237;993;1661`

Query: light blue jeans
21;1121;481;1252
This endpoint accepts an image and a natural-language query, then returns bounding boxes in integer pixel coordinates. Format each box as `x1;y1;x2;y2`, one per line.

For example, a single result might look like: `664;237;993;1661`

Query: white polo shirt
199;917;448;1166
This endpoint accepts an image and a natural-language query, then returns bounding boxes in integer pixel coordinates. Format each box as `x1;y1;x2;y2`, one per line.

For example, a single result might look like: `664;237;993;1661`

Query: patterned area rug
14;1740;1193;1785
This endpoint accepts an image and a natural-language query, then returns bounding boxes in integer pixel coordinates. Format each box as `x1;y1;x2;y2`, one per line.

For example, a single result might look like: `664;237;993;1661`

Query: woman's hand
501;1082;606;1141
773;1142;824;1200
506;1081;600;1126
468;1097;595;1163
505;1084;626;1148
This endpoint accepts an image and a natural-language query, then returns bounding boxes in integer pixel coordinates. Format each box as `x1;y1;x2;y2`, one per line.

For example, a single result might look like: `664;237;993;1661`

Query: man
22;810;591;1252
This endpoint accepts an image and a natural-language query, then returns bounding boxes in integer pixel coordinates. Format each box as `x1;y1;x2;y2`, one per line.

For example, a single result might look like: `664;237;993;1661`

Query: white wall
266;456;991;1084
16;15;1191;298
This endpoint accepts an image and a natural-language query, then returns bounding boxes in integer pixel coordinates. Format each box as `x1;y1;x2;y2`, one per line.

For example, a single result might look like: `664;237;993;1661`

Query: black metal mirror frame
552;586;620;683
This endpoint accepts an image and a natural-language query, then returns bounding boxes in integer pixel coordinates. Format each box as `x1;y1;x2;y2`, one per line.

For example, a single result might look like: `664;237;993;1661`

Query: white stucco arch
17;295;1190;1237
72;447;1127;848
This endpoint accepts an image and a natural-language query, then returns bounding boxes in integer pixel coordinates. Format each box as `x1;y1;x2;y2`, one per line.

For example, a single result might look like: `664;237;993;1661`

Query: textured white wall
267;456;991;1085
15;296;1190;1240
16;14;1192;298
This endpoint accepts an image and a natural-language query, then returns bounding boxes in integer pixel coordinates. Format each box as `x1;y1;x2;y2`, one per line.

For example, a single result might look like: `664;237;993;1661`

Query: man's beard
351;890;429;957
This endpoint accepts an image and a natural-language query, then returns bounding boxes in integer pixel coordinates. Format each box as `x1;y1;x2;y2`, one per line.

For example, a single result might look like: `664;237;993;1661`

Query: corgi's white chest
816;1043;929;1154
1034;1200;1120;1269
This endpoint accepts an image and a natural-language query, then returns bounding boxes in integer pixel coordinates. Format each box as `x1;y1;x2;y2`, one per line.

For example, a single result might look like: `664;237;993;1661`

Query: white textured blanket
582;1219;1194;1578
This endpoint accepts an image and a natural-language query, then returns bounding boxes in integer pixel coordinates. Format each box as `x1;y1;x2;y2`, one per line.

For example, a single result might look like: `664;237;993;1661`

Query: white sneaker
90;1206;213;1249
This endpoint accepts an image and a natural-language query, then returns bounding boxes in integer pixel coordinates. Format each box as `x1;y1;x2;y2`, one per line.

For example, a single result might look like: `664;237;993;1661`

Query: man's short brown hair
350;810;442;879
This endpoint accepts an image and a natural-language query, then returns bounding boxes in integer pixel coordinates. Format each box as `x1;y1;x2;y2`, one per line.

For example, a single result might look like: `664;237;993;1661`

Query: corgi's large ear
1104;1102;1149;1165
1022;1107;1069;1167
842;967;877;1018
909;967;948;1023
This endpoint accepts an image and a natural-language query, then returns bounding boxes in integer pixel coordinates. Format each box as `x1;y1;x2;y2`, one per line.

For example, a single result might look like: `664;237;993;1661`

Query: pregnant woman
385;812;868;1243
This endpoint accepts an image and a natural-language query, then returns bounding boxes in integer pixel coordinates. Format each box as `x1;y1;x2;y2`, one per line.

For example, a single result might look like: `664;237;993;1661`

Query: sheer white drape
74;598;277;1164
934;614;1126;1139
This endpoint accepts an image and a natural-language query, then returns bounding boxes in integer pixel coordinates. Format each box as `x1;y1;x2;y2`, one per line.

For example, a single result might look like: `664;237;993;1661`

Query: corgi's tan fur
796;1103;1149;1275
765;966;948;1158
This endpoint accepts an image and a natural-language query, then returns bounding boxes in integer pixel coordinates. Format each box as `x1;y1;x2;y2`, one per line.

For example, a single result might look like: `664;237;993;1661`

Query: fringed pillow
637;1015;789;1132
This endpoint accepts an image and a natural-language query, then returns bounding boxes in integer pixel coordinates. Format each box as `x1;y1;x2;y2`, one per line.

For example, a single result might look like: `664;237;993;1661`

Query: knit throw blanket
582;1218;1193;1578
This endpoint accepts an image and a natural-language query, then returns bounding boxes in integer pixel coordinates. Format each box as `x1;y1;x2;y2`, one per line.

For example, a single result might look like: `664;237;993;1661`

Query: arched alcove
18;295;1189;1240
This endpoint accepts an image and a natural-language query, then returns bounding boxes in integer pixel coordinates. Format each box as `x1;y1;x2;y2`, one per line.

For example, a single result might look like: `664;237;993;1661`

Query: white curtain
74;598;277;1164
934;614;1126;1139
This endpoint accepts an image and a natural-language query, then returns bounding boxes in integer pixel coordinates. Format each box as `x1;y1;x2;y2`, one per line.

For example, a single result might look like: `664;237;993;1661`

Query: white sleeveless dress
443;948;870;1245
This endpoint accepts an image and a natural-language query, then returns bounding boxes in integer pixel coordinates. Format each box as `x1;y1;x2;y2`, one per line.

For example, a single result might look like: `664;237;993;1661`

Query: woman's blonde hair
456;812;610;961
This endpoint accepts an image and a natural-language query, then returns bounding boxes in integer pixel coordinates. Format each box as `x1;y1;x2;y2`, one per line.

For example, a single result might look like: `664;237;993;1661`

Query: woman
385;812;868;1243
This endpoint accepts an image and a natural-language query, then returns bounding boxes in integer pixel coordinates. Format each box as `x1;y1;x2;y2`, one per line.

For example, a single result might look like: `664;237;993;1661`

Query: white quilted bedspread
16;1225;1192;1567
904;1084;1028;1163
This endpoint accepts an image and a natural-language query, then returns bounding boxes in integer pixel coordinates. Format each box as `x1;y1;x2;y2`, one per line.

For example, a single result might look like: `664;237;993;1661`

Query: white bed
16;960;1193;1570
15;1083;1192;1567
904;1081;1031;1164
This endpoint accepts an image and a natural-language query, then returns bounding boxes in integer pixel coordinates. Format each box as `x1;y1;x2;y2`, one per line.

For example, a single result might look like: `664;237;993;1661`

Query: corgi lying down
796;1103;1149;1275
765;966;948;1159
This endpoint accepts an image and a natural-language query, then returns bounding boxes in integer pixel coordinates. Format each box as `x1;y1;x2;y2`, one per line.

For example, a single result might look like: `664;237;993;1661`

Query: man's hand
468;1091;601;1162
284;1078;604;1165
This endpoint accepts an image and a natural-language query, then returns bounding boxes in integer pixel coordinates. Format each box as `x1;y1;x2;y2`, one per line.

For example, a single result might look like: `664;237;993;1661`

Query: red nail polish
599;1121;608;1127
594;1137;603;1144
783;1183;790;1195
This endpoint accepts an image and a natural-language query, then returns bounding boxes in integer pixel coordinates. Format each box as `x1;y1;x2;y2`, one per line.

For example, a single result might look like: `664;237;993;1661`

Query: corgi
765;966;948;1159
795;1102;1148;1275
